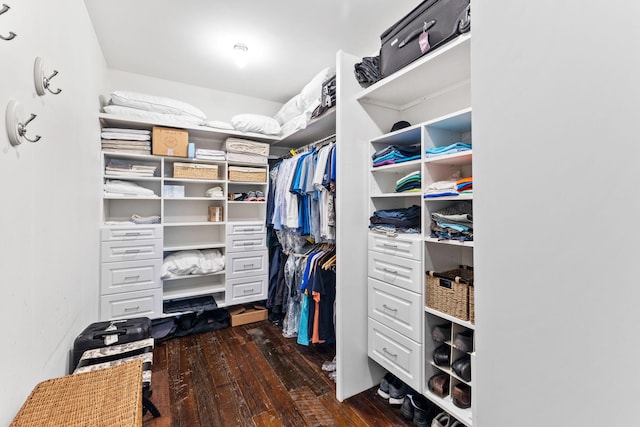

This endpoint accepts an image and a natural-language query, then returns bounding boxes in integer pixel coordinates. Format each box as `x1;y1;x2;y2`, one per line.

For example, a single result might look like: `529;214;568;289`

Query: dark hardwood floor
143;320;414;427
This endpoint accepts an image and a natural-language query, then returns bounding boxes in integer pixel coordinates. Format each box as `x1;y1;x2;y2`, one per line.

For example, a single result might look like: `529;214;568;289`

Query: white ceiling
84;0;419;103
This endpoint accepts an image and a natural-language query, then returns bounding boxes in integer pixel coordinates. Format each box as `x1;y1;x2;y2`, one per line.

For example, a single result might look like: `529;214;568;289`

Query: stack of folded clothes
425;142;472;158
225;137;269;165
395;171;421;193
372;145;421;167
101;128;151;155
195;149;226;161
457;176;472;194
369;205;421;234
430;201;473;242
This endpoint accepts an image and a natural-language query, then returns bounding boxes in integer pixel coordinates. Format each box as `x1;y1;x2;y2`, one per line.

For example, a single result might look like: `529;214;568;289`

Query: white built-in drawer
101;226;163;242
101;239;163;262
368;318;422;391
101;259;162;295
368;232;422;260
368;251;422;293
227;222;266;235
227;250;268;279
100;288;162;320
226;233;267;253
225;275;268;305
368;277;422;342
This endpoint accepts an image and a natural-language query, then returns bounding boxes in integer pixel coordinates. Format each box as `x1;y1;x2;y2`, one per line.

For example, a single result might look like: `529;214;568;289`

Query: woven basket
228;166;267;182
426;266;474;321
11;360;143;427
469;284;475;324
173;162;219;179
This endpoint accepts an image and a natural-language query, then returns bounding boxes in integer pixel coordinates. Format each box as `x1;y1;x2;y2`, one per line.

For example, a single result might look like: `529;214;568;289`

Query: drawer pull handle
124;306;140;312
382;347;398;358
382;304;398;312
243;289;254;294
382;267;398;274
124;275;140;280
243;263;255;268
382;243;398;248
124;249;140;254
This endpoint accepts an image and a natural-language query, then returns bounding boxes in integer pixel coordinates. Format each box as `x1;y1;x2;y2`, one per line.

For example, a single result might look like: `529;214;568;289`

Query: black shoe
400;393;414;420
412;394;436;427
453;330;473;352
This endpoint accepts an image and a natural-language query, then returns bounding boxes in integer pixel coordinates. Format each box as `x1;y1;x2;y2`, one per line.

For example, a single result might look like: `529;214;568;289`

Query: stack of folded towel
225;137;270;165
372;145;421;167
395;171;421;193
195;149;226;161
101;128;151;155
425;142;472;158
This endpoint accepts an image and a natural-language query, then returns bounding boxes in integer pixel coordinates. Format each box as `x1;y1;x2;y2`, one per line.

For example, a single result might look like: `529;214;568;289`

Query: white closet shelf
274;107;336;148
424;151;472;166
371;193;421;198
425;306;475;330
423;194;473;201
423;390;473;427
163;221;226;226
424;237;474;248
98;112;281;143
370;159;422;174
163;243;225;251
357;34;471;110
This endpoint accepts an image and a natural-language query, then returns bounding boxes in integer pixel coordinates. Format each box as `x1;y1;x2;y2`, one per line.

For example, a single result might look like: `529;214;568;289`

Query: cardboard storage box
152;126;188;157
229;304;267;326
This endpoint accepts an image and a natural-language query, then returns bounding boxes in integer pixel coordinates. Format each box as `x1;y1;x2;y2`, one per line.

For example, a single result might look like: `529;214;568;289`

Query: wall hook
0;4;16;41
6;100;42;146
34;57;62;96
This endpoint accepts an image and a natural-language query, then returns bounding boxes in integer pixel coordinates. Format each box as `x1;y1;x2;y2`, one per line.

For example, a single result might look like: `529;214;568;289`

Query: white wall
106;69;283;121
473;1;640;426
0;0;108;424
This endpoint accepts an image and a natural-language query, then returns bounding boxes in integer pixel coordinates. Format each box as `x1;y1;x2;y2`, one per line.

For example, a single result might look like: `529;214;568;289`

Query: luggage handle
398;20;436;48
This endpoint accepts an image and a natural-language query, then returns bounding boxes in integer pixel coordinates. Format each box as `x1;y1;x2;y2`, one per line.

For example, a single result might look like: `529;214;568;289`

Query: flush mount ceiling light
233;43;249;68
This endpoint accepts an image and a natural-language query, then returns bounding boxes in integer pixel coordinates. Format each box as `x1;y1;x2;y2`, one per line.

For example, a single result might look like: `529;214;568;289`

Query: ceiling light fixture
233;43;249;68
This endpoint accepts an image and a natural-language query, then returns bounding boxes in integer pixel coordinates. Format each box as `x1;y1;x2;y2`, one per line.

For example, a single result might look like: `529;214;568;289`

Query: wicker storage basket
11;359;143;427
228;166;267;182
173;162;219;179
426;265;474;321
469;284;475;324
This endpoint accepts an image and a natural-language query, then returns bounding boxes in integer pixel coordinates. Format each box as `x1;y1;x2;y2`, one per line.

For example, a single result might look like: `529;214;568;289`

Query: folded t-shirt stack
101;128;151;155
430;201;473;242
225;137;270;165
396;171;421;193
425;142;472;158
369;205;421;234
372;145;421;167
195;149;226;161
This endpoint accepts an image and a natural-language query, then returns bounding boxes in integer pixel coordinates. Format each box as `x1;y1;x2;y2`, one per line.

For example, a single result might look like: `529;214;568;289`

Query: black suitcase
379;0;471;78
71;317;151;372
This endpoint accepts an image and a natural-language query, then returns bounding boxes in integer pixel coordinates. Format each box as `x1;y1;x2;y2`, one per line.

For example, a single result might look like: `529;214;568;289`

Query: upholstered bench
10;359;143;427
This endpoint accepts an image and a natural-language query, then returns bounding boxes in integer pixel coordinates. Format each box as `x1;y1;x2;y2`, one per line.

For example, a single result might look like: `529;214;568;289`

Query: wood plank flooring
143;320;414;427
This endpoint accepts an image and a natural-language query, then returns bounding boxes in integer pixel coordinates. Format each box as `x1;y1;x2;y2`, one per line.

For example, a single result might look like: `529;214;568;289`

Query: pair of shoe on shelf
230;191;265;201
376;372;407;405
431;411;465;427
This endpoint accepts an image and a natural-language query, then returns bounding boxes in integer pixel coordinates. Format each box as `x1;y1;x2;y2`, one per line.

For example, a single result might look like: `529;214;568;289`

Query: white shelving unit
99;114;270;319
353;35;475;426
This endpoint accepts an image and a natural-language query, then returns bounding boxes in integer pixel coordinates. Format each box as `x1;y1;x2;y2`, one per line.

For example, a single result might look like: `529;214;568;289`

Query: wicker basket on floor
426;265;474;321
11;359;143;427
